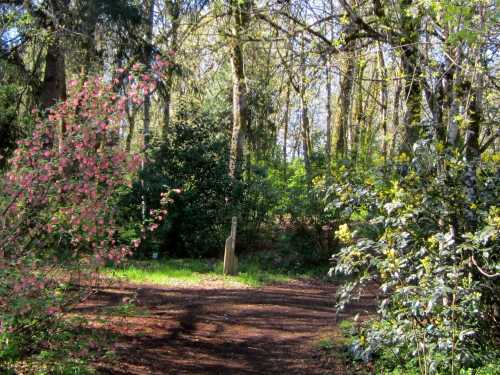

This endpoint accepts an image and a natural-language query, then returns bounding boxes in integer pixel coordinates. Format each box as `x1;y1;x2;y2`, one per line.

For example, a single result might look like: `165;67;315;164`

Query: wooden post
223;216;239;275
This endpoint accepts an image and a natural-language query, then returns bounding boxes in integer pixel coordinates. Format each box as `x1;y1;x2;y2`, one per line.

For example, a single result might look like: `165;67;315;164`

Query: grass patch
317;338;335;352
105;257;324;287
101;303;151;317
105;258;213;286
3;316;115;375
230;261;293;287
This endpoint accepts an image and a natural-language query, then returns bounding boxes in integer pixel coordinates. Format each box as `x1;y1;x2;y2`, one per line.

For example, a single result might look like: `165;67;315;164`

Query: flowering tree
0;60;168;363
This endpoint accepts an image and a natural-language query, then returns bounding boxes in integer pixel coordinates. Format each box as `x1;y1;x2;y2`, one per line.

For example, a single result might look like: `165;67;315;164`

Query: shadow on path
76;279;376;375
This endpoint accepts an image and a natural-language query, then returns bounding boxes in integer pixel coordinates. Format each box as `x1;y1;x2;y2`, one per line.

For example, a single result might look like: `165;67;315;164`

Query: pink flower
47;307;60;315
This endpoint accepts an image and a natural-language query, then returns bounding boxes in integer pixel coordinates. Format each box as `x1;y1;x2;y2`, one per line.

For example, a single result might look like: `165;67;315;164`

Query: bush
330;147;500;373
0;63;165;372
240;159;339;265
120;105;233;258
0;84;20;169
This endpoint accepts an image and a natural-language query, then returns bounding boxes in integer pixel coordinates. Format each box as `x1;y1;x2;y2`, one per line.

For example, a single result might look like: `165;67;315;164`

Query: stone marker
223;216;238;275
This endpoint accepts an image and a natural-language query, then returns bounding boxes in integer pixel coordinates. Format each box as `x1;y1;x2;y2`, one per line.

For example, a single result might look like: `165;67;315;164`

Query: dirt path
76;279;376;374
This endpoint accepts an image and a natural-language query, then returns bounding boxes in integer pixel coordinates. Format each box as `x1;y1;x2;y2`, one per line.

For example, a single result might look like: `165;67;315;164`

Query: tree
227;0;251;182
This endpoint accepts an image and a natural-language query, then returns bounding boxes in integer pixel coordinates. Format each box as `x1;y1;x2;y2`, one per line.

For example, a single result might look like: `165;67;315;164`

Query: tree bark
298;37;312;184
446;46;463;147
463;2;486;232
162;0;180;140
38;0;69;111
351;56;365;161
39;38;66;110
143;0;155;150
283;82;290;175
335;55;355;157
325;58;332;177
125;100;136;153
39;33;67;155
399;0;422;155
390;75;402;158
228;0;249;181
378;45;388;162
462;78;482;230
300;93;312;185
141;0;155;224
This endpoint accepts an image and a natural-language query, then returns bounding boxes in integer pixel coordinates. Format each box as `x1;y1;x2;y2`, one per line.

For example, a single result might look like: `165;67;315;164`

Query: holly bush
329;145;499;373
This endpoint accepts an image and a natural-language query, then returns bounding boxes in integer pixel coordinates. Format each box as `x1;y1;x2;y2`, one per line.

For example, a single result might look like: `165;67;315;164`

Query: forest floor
74;276;376;374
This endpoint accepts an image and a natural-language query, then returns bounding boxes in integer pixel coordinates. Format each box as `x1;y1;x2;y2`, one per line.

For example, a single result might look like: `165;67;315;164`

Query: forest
0;0;499;374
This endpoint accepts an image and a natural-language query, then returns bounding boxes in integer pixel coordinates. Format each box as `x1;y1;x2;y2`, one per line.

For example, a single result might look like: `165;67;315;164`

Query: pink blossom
2;61;170;274
47;307;60;315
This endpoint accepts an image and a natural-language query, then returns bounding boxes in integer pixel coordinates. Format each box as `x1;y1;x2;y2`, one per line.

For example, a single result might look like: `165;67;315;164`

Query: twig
471;256;500;279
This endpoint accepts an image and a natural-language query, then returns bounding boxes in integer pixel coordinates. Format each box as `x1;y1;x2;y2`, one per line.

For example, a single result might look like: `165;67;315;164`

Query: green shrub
331;148;500;373
119;105;233;258
0;84;20;169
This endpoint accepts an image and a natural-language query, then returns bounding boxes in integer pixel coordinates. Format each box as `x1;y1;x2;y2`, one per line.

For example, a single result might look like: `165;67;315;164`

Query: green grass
101;303;151;317
104;257;320;287
105;259;213;285
317;338;335;352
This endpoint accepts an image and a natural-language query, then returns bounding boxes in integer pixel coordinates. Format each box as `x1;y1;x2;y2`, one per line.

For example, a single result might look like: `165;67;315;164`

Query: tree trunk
300;93;312;185
325;59;332;177
143;0;155;150
38;0;70;111
363;69;378;163
463;79;482;231
335;55;355;157
399;0;422;155
162;78;173;139
39;39;67;110
390;76;402;158
446;46;463;147
162;0;180;140
228;0;249;180
283;83;290;175
351;57;365;161
141;0;155;224
39;36;67;154
378;45;388;163
400;46;422;154
125;101;136;153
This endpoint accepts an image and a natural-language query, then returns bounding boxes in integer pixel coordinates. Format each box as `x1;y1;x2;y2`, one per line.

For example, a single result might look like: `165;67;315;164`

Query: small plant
1;315;113;374
317;338;335;352
102;303;150;318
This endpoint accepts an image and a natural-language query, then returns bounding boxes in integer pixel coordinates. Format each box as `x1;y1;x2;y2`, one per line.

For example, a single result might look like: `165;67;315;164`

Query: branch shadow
76;281;376;374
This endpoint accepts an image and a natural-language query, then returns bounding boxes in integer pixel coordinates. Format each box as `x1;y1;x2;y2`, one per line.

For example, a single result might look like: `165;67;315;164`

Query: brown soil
76;279;376;375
